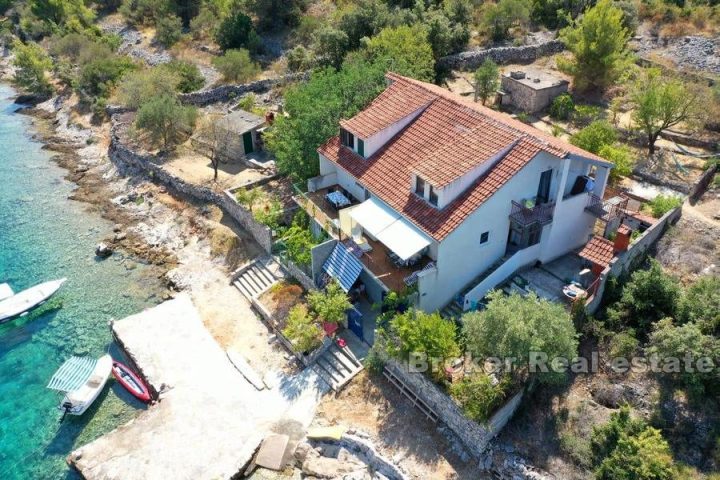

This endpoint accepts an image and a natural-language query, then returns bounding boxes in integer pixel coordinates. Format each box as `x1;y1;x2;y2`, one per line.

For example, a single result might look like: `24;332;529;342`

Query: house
499;69;569;113
302;72;614;317
191;109;265;161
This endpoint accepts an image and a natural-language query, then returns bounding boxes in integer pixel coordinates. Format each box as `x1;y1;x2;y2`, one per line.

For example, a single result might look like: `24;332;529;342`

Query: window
428;185;438;206
415;177;425;195
340;129;354;149
528;224;542;246
357;138;365;157
480;231;489;244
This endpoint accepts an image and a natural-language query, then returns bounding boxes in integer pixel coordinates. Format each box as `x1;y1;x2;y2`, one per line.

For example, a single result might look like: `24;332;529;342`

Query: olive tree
135;94;197;149
473;58;499;105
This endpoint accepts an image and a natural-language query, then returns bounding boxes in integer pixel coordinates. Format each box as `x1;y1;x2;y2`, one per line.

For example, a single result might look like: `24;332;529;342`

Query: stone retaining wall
108;117;273;253
384;360;524;459
178;72;308;107
438;40;565;71
689;162;718;205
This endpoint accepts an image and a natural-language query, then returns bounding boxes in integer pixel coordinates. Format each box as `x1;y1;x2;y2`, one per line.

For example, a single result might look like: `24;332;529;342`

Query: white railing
462;244;541;310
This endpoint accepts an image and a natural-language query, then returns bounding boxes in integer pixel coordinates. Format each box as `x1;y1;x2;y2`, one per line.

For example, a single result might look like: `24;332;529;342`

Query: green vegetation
360;25;435;82
135;94;198;149
307;281;352;325
253;197;284;230
212;49;261;83
599;144;635;182
283;304;323;353
570;121;617;155
234;186;266;212
215;9;259;52
645;194;683;218
558;0;631;91
462;291;578;384
450;374;509;422
473;59;499;105
680;276;720;335
549;93;574;120
155;15;183;47
483;0;531;41
12;40;53;96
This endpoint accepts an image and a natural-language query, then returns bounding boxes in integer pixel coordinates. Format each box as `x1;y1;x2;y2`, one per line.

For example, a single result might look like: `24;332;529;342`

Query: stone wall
438;40;565;71
585;206;683;314
108;117;273;253
178;72;308;107
384;360;524;459
689;162;718;205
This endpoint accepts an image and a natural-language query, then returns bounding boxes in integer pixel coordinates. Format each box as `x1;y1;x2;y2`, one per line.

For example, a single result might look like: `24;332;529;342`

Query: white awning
349;197;399;237
376;218;431;261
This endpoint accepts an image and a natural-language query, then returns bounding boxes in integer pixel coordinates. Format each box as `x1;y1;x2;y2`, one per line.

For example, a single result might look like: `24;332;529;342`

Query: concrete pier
69;293;328;480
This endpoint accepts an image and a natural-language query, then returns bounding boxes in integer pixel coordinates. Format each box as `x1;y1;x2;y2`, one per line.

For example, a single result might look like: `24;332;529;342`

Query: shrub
607;260;680;333
119;0;171;26
462;291;578;384
212;49;261;83
599;144;635;182
483;0;531;41
450;374;509;422
549;93;574;120
282;304;323;354
572;104;604;126
286;45;311;72
12;40;53;96
155;15;182;47
312;27;349;70
215;10;258;51
570;120;617;154
163;60;204;93
249;0;305;31
559;432;593;469
360;25;435;83
596;426;675;479
680;276;720;335
646;194;683;218
234;186;265;212
78;55;136;99
607;329;638;358
281;224;317;267
307;281;351;325
253;198;284;230
591;406;648;466
190;6;219;39
117;66;181;108
135;94;197;148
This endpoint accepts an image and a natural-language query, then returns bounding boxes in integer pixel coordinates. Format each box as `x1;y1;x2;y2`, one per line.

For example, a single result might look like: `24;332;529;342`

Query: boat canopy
47;356;97;393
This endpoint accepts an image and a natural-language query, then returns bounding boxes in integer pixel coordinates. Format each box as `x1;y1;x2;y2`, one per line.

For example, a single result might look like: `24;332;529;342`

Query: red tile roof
318;73;607;242
578;236;616;267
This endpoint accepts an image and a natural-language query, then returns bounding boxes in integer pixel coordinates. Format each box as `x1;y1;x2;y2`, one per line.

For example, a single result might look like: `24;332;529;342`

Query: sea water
0;84;163;478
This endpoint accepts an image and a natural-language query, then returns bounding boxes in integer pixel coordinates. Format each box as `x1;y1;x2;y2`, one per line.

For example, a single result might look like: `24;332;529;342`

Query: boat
111;360;152;403
47;354;112;420
0;278;66;323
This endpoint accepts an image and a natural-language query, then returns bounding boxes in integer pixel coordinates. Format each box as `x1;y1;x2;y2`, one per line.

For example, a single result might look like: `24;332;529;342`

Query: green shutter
357;138;365;157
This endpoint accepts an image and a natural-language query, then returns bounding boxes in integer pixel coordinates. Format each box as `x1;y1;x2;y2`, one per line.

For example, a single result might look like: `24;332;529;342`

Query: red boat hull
112;361;152;403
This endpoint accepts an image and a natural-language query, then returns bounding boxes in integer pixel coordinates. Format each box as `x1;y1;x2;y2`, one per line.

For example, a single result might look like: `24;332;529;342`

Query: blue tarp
323;244;363;292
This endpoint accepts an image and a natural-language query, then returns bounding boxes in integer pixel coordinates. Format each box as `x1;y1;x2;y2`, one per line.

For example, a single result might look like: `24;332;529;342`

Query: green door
242;131;254;155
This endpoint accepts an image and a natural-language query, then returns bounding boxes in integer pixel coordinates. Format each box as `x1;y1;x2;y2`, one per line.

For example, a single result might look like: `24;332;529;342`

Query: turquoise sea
0;84;163;479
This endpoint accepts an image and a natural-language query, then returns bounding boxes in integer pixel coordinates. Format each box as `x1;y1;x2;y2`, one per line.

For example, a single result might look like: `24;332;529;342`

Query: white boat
47;354;112;418
0;278;66;323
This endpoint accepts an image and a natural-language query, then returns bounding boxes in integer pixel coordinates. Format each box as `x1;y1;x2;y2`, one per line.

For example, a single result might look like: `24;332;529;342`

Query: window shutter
357;139;365;157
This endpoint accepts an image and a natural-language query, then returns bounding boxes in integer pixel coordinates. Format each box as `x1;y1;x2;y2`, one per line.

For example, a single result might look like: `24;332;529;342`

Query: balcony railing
509;200;555;227
585;194;628;222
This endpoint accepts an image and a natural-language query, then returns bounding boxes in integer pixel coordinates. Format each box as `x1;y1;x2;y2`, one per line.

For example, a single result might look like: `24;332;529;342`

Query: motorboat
47;354;112;420
0;278;66;323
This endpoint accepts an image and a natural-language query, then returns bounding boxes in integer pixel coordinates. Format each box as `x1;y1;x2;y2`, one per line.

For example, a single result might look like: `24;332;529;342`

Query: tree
483;0;531;41
12;40;53;96
607;260;680;333
450;374;509;421
135;94;197;149
599;144;634;182
117;66;181;109
312;27;349;70
198;114;233;181
286;46;311;72
119;0;172;26
462;291;578;384
386;309;460;380
558;0;631;91
78;55;135;99
680;276;720;335
473;59;499;105
29;0;96;30
234;186;265;212
570;120;617;154
283;304;323;354
155;15;183;47
337;0;389;50
264;59;386;181
630;69;702;155
308;281;352;325
361;25;435;82
163;60;204;93
212;49;260;83
215;10;258;51
248;0;304;31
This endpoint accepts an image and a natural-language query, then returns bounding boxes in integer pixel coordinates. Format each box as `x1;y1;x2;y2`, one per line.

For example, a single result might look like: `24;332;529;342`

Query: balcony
509;199;555;227
585;194;628;222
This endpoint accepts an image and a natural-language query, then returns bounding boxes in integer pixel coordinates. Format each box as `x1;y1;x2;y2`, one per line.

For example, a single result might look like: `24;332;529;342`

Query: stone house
499;69;569;113
192;109;265;162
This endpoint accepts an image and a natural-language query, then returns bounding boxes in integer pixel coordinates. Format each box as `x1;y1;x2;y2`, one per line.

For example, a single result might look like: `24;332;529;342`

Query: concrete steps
232;257;285;300
311;343;363;391
441;301;464;321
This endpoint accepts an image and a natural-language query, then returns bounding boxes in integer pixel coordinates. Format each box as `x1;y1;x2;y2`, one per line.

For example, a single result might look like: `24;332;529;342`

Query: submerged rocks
95;242;113;258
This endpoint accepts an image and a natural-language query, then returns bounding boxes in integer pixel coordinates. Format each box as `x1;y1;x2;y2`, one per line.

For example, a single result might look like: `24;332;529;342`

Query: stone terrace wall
438;40;564;71
384;360;524;459
178;72;308;107
108;116;273;253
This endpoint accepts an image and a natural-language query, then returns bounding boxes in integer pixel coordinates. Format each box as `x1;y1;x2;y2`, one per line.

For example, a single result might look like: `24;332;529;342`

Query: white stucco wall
362;103;429;158
539;191;596;263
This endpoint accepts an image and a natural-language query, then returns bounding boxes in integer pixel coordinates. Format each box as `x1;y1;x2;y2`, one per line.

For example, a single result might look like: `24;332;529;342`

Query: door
242;131;254;155
536;169;552;204
347;308;363;339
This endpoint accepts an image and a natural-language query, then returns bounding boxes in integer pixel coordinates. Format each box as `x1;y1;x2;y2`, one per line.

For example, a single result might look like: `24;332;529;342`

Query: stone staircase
441;300;464;321
311;343;364;391
232;256;285;300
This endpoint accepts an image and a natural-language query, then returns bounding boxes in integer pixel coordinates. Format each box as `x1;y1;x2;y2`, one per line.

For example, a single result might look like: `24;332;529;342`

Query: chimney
614;224;631;252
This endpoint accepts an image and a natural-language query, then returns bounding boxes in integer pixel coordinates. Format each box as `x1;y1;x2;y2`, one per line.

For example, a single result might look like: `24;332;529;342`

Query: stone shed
499;69;569;113
192;109;266;161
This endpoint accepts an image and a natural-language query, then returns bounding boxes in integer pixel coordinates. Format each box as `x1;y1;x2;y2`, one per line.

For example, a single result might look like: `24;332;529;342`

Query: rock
95;242;113;258
113;224;123;232
302;456;365;479
294;442;314;463
114;232;127;241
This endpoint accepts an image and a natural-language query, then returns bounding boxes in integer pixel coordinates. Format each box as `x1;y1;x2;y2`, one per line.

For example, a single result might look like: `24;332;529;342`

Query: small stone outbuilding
192;109;265;161
499;69;569;113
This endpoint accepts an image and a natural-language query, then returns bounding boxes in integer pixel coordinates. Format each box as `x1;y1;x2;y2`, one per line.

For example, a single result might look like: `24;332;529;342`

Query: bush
212;49;261;83
680;276;720;335
286;45;311;72
248;0;305;31
570;120;617;154
12;40;53;96
135;94;197;148
596;426;675;479
281;223;317;267
78;55;136;99
599;144;635;182
607;329;638;358
282;304;323;354
607;260;680;333
119;0;171;26
307;281;351;325
549;93;574;120
312;27;349;70
155;15;183;47
450;374;509;422
462;291;578;384
646;194;682;218
253;198;283;230
483;0;531;41
360;25;435;83
572;104;604;126
163;60;204;93
559;432;593;469
386;309;460;381
117;66;181;108
215;10;258;51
